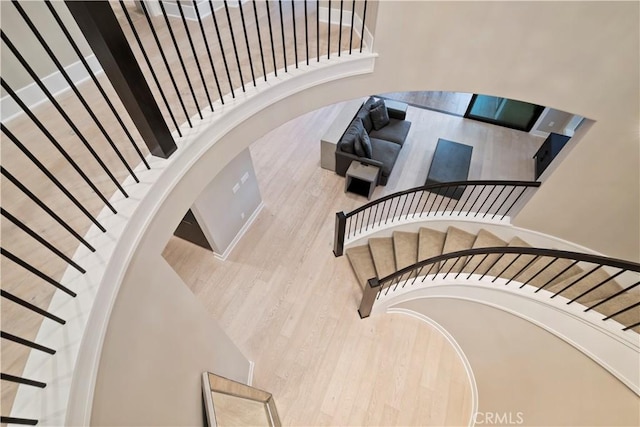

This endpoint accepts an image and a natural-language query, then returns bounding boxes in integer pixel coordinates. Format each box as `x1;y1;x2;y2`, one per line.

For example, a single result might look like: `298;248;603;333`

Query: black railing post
333;211;347;257
65;1;177;159
359;277;380;319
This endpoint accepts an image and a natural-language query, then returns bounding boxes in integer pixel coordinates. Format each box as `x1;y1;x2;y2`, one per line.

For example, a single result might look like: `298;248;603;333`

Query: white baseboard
318;6;374;53
1;54;102;123
214;202;264;261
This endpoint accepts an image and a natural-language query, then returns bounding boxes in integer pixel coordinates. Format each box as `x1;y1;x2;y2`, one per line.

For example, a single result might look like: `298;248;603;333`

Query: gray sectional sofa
335;97;412;185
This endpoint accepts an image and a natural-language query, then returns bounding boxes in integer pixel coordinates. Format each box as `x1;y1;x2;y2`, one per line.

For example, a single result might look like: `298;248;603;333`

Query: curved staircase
346;226;640;332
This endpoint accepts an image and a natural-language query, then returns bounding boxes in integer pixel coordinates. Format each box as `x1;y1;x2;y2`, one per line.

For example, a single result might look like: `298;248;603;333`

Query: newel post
358;277;380;319
333;211;347;257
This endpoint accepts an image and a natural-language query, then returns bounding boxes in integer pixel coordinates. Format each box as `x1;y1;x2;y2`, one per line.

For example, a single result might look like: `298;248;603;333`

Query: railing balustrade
333;180;541;256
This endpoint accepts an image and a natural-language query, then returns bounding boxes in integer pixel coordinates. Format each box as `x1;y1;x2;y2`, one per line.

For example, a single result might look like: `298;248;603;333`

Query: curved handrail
333;180;541;256
359;246;640;330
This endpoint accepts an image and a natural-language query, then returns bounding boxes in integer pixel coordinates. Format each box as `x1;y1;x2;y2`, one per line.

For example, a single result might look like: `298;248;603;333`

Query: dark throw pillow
354;133;366;157
369;100;390;130
340;118;364;154
359;128;373;158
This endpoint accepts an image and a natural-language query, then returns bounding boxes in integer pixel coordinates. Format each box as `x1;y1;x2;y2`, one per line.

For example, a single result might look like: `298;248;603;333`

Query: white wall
92;0;639;423
394;299;640;426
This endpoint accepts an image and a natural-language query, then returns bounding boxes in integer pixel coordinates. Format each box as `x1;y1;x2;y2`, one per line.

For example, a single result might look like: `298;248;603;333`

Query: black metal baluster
176;0;214;109
365;206;373;231
1;289;65;325
406;192;418;218
474;185;497;217
238;0;257;85
252;0;267;80
139;0;193;126
520;257;558;288
421;190;434;214
422;263;438;282
0;248;76;297
1;209;85;274
559;265;608;302
392;195;403;221
193;1;224;102
493;185;517;219
483;185;507;218
360;0;368;52
0;131;104;237
479;254;505;280
47;0;153;164
223;0;246;90
278;0;288;71
209;0;237;95
502;255;540;284
291;1;298;67
1;331;55;355
501;186;528;220
622;321;640;331
316;0;320;61
455;255;475;279
0;416;38;426
304;0;309;65
0;80;117;214
338;0;343;55
442;187;458;213
349;0;355;54
0;373;46;388
327;0;331;59
1;35;128;199
535;260;580;292
159;1;203;117
466;185;487;216
494;254;523;280
372;202;380;226
412;191;425;218
13;1;139;184
457;185;477;215
585;276;635;312
434;187;452;213
427;190;441;213
603;302;640;321
264;0;278;77
466;254;490;279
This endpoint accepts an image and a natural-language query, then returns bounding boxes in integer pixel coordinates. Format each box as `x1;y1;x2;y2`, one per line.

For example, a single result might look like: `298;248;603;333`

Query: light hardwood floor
162;101;545;425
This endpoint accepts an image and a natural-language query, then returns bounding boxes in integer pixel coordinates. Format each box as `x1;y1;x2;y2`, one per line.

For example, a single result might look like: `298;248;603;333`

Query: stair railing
358;246;640;333
334;180;541;256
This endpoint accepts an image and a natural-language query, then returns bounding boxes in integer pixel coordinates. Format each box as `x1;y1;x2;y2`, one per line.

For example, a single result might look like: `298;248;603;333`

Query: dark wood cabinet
534;132;571;179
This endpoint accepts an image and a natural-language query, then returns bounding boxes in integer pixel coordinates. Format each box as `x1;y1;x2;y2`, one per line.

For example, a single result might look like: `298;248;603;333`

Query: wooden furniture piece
345;162;380;200
534;132;571;179
425;138;473;199
320;97;367;171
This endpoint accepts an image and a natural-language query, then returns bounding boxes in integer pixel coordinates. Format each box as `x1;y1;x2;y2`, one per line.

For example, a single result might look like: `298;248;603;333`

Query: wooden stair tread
463;229;507;274
441;226;476;273
418;228;446;266
487;236;534;278
369;237;396;279
345;245;376;289
545;268;624;304
393;231;419;270
517;256;583;289
589;294;640;329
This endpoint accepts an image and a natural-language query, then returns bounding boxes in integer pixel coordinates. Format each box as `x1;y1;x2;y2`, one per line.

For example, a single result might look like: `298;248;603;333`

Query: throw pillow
354;133;366;157
369;100;390;130
340;118;364;154
359;128;373;158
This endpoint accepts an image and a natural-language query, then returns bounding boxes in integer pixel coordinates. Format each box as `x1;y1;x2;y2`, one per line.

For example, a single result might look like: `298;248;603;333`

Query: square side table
345;162;380;200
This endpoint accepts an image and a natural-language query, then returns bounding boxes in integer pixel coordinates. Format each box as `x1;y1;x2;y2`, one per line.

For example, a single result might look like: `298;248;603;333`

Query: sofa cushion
369;100;390;130
354;132;366;157
358;97;377;132
370;137;402;177
339;117;365;154
359;128;373;158
368;118;412;146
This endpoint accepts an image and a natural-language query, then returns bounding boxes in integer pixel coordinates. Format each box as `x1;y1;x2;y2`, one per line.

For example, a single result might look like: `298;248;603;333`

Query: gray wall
533;108;574;135
192;148;262;256
394;298;640;426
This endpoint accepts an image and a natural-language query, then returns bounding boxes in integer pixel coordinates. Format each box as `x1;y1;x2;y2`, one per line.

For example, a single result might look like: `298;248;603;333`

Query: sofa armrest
388;108;406;120
335;151;383;176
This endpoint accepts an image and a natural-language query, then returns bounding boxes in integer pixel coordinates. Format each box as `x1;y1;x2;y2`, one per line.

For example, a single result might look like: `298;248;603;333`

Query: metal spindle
159;0;203;117
360;0;368;52
316;0;320;61
176;0;214;109
1;34;128;200
252;0;267;80
1;289;65;325
0;129;105;236
291;0;298;67
349;0;355;54
223;0;246;91
474;185;497;217
603;302;640;321
562;265;608;303
264;0;278;77
304;0;309;65
338;0;343;55
502;255;540;284
586;278;637;312
501;186;528;220
1;209;85;274
209;0;237;95
434;187;452;213
466;254;490;279
0;373;46;389
13;1;139;184
0;416;38;426
193;0;224;102
0;80;117;214
466;185;487;216
139;0;193;127
46;0;152;165
494;254;523;280
622;321;640;331
238;1;257;85
412;191;425;218
493;185;518;219
0;331;55;355
479;254;505;280
484;185;509;218
520;257;558;288
1;248;76;298
457;185;477;214
327;0;331;59
442;187;458;213
535;260;580;292
278;0;288;72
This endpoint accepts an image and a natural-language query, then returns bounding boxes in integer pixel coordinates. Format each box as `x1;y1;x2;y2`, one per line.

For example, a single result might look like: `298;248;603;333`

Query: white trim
387;308;478;427
247;361;255;386
373;278;640;396
318;6;374;53
159;0;245;20
0;55;102;123
212;202;264;261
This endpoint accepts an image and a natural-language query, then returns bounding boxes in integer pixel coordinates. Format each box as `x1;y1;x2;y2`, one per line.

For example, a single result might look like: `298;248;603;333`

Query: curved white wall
91;1;640;424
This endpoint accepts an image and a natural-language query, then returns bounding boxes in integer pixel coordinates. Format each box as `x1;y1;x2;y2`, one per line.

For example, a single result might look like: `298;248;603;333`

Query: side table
345;162;380;200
